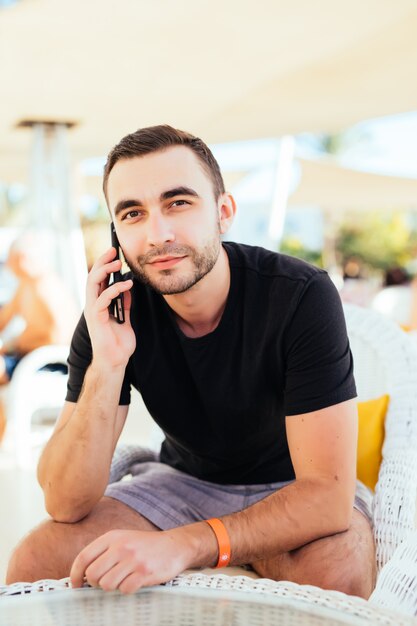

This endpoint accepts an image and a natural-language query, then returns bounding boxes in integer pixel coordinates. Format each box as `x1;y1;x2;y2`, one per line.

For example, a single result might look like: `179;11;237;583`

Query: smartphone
110;222;125;323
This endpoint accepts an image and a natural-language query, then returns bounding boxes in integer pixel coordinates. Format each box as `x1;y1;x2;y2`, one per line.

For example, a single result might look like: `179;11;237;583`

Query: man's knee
310;532;376;598
6;496;159;584
6;518;78;584
331;512;376;598
253;512;376;599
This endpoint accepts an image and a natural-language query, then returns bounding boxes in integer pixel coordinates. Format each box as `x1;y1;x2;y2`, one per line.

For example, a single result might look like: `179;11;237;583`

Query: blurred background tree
280;236;323;268
335;211;417;277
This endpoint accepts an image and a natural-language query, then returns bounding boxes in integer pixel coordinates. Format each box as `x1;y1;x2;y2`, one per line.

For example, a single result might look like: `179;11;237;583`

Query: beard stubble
124;230;222;295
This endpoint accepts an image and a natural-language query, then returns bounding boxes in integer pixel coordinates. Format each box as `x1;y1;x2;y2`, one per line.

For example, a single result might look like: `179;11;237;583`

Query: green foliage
280;237;323;268
336;212;417;273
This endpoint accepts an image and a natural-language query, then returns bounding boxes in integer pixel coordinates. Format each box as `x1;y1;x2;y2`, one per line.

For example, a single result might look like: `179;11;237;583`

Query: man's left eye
171;200;188;207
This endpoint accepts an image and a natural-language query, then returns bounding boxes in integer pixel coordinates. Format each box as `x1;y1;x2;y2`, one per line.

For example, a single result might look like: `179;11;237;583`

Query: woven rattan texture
168;573;415;624
1;585;414;626
344;304;417;576
1;579;415;626
369;531;417;615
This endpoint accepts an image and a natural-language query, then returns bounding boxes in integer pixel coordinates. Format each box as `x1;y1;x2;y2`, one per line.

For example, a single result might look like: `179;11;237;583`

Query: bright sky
338;111;417;179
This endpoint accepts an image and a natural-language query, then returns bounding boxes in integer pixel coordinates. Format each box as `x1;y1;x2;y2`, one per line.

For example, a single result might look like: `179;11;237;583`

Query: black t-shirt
66;242;356;484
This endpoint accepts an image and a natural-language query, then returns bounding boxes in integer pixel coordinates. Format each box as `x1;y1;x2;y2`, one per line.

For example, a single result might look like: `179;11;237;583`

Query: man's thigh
7;496;159;583
251;510;376;599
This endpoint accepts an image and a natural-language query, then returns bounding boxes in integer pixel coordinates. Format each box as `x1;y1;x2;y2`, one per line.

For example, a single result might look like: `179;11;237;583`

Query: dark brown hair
103;125;225;203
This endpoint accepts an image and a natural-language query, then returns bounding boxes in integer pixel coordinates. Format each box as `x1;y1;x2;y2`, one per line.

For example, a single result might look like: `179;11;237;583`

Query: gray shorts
105;452;374;530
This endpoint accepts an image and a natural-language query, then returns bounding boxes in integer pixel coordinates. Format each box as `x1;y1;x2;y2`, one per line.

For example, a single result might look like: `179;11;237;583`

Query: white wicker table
1;574;415;626
0;585;411;626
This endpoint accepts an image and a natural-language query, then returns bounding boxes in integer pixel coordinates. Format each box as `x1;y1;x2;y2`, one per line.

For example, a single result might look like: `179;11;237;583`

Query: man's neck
163;246;230;339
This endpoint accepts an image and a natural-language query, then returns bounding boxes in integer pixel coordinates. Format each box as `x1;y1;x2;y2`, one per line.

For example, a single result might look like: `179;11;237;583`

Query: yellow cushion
357;395;389;491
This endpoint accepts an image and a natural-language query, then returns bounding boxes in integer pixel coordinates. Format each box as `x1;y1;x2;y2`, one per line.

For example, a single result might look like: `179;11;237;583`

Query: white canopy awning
289;159;417;211
1;0;417;182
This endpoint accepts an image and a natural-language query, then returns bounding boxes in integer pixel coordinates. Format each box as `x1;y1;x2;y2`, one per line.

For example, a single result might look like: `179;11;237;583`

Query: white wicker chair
1;304;417;620
343;304;417;615
1;345;69;467
344;304;417;572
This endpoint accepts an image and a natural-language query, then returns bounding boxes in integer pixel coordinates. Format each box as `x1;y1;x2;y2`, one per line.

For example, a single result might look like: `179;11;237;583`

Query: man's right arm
37;247;135;523
37;393;128;523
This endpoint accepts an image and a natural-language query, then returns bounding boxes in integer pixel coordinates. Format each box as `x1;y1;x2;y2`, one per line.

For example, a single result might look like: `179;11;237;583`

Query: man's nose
146;212;175;246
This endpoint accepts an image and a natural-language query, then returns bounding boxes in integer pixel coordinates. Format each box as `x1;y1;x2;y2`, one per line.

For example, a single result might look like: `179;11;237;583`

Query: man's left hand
70;528;197;594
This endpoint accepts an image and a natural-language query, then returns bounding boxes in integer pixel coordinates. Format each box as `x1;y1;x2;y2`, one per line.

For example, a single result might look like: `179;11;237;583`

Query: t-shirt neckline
161;242;238;343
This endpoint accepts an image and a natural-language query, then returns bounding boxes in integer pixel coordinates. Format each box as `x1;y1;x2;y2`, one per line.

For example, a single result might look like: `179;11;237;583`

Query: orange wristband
205;518;231;568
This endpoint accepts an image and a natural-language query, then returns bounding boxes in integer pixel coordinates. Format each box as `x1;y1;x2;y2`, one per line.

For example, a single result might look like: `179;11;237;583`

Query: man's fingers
70;539;109;588
83;551;121;588
97;561;136;592
90;258;122;283
119;572;144;595
98;278;109;298
87;259;123;298
94;246;118;267
95;280;133;316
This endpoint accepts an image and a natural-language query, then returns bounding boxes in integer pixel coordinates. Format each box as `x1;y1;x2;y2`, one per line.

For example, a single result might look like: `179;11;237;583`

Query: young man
7;126;375;597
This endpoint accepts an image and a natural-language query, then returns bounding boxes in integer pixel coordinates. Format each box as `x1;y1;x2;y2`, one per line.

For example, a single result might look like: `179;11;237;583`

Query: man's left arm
70;398;358;592
215;397;358;564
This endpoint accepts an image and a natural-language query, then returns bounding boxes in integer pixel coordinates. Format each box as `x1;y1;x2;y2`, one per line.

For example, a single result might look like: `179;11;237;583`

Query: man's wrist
89;359;127;378
169;521;219;570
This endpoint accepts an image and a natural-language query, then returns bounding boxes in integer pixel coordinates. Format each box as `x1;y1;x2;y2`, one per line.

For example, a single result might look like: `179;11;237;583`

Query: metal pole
268;136;296;250
23;120;87;310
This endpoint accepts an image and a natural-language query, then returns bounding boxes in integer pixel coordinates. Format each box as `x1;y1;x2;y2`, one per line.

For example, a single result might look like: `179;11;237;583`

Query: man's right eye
123;210;141;220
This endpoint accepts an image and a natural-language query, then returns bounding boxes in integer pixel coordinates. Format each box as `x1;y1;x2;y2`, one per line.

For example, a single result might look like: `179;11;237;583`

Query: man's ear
218;193;236;235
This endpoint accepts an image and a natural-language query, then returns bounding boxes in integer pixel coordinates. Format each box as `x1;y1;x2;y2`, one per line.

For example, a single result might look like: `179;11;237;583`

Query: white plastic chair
1;345;69;467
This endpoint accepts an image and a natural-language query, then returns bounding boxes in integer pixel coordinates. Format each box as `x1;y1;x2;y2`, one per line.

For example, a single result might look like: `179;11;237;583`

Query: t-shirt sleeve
283;272;356;416
65;314;131;405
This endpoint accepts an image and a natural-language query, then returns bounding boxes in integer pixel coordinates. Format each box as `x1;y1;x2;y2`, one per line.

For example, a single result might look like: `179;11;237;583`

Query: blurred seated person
339;258;378;308
0;231;79;440
371;267;417;331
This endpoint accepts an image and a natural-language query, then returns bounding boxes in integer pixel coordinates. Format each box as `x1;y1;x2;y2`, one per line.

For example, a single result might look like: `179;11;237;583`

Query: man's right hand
84;247;135;370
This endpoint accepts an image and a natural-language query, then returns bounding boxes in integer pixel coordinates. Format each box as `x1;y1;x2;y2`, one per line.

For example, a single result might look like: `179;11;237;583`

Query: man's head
103;125;225;205
104;125;235;296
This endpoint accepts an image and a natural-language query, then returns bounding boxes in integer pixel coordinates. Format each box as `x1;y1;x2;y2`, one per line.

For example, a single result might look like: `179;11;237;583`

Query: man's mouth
148;255;187;269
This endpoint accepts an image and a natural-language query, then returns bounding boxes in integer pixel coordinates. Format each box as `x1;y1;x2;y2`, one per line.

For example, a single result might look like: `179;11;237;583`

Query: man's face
107;146;223;295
